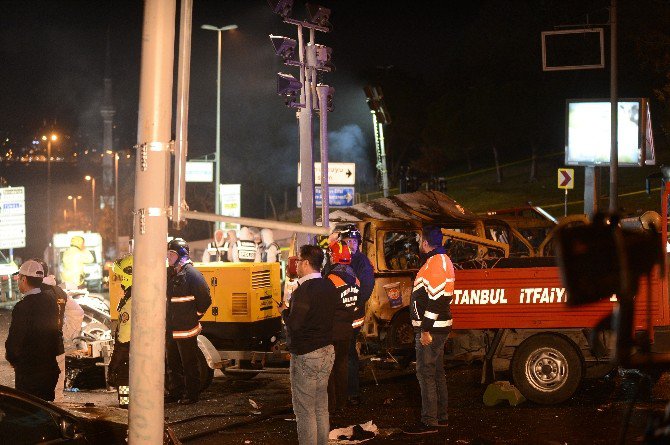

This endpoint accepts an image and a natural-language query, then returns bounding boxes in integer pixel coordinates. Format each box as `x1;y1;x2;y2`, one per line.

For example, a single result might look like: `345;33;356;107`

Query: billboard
565;98;655;167
218;184;241;231
185;161;213;182
0;186;26;249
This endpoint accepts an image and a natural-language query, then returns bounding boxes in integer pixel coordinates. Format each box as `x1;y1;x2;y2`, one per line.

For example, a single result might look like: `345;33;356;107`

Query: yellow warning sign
557;168;574;189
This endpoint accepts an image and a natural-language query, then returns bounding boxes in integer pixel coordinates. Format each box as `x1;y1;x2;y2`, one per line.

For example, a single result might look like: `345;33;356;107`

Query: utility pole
609;0;618;213
128;0;175;443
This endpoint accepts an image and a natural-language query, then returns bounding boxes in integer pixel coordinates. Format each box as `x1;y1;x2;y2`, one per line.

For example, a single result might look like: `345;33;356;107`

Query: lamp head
270;35;297;61
276;72;302;108
268;0;294;18
306;3;332;30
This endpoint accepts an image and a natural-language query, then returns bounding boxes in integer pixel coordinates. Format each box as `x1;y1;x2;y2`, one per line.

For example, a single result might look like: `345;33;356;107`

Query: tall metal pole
114;154;119;253
377;120;389;197
90;177;96;225
317;85;330;228
609;0;618;213
129;0;175;443
173;0;193;231
47;139;52;240
297;24;315;246
214;29;222;224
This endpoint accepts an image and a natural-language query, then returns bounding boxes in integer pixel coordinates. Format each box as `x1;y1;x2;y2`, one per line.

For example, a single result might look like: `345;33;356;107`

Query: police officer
165;238;212;405
338;225;375;405
108;254;133;408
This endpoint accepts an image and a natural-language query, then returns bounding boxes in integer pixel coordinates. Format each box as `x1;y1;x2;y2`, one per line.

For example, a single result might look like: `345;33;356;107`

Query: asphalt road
2;305;670;444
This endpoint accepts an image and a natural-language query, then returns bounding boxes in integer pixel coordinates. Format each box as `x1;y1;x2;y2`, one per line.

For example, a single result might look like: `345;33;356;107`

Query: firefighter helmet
113;254;133;290
339;225;361;242
167;238;190;258
329;241;351;265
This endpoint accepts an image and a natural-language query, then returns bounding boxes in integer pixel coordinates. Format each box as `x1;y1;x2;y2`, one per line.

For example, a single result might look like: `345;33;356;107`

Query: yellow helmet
113;254;133;290
70;235;85;249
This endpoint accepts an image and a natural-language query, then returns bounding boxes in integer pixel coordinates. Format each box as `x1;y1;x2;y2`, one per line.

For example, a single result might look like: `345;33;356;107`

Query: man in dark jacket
324;241;360;412
403;225;454;435
6;260;61;401
339;225;375;405
280;244;338;445
165;238;212;405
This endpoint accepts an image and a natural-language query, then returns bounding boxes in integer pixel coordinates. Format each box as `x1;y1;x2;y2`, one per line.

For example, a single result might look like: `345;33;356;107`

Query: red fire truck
329;187;668;404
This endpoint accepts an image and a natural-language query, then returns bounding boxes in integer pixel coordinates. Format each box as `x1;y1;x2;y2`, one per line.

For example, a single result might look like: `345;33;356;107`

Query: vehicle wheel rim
524;347;568;393
396;324;414;346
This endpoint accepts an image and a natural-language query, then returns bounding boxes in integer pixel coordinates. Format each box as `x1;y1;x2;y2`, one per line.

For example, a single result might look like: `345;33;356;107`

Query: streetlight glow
201;23;238;229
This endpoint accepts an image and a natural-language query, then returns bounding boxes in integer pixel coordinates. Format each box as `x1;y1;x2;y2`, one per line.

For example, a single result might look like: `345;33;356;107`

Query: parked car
0;384;181;444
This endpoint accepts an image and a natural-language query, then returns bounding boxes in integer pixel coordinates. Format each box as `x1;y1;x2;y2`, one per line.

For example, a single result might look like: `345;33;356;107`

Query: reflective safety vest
410;251;454;333
238;240;257;262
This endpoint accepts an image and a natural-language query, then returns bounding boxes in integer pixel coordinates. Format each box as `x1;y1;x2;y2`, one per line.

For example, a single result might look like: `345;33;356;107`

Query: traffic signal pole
129;0;175;442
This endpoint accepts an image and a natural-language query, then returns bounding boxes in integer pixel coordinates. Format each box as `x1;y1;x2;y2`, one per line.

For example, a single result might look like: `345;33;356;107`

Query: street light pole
114;153;119;254
68;195;82;219
85;175;96;226
201;23;237;229
44;134;57;242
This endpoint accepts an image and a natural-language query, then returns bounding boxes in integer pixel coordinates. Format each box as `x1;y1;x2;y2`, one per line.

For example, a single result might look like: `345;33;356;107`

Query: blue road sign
298;186;355;207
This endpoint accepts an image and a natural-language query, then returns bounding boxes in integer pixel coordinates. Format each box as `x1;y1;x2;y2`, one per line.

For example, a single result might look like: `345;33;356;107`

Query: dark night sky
0;0;666;258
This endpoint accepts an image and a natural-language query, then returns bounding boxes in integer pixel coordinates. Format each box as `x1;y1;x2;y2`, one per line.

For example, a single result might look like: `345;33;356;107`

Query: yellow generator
110;261;284;381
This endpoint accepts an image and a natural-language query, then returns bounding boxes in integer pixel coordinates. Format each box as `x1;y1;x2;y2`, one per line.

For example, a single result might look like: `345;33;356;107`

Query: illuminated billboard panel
565;99;654;167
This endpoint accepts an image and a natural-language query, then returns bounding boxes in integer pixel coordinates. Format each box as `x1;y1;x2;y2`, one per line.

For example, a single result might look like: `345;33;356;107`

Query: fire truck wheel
387;310;415;352
512;334;583;404
197;348;214;391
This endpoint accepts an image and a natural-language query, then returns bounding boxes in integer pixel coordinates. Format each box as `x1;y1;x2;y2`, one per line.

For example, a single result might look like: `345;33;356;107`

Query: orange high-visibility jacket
410;250;455;333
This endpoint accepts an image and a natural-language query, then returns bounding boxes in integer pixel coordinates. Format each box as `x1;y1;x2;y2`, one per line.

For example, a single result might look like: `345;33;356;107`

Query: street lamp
114;152;119;255
68;195;82;219
84;175;96;225
43;133;58;240
201;23;238;227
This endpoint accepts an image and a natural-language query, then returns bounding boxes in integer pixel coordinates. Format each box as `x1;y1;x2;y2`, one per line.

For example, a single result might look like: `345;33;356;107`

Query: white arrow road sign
298;162;356;185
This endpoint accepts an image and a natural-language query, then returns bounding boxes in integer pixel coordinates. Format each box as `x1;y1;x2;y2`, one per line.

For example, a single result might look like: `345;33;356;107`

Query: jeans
328;338;350;410
347;328;361;397
290;344;335;445
415;331;449;426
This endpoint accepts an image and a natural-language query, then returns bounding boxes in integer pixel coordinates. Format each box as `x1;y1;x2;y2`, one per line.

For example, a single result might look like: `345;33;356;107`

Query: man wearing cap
6;260;62;401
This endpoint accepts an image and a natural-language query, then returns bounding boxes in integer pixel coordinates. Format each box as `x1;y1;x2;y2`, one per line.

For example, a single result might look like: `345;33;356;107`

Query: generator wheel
512;334;583;404
197;348;214;391
223;360;261;380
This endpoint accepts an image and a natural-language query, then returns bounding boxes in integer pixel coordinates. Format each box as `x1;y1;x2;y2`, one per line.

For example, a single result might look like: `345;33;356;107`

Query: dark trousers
328;338;351;410
166;336;201;400
15;362;60;402
415;331;449;426
347;328;361;398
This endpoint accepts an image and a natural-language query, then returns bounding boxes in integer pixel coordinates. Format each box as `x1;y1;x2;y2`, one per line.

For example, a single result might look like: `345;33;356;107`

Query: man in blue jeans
404;225;454;435
281;244;339;444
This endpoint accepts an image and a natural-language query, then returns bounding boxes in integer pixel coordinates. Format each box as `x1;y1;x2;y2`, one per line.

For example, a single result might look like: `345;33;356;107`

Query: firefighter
60;235;94;289
325;241;360;412
108;254;133;408
403;225;453;435
338;225;375;406
165;238;212;405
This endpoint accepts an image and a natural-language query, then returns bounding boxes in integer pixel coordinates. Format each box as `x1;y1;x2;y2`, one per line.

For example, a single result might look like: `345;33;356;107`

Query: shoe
402;423;438;435
177;397;198;405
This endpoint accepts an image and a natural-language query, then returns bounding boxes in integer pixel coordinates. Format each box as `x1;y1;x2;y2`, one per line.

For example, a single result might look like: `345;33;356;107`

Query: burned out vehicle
329;190;668;404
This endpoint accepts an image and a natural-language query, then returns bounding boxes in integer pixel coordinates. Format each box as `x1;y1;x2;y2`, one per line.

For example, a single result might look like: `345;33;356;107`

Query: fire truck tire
197;348;214;391
511;334;583;404
387;310;415;352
